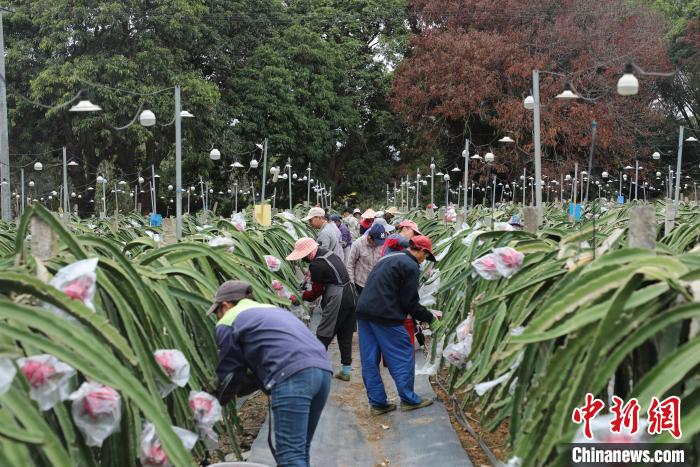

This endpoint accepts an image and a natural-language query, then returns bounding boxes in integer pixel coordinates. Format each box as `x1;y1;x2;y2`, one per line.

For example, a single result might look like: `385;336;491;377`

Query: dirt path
248;335;472;467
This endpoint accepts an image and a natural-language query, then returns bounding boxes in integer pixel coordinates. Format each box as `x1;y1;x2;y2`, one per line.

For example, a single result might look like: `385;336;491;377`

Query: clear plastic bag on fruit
283;221;298;240
442;337;472;368
154;349;190;398
416;337;445;376
418;270;441;306
0;357;17;396
456;315;474;342
231;212;246;231
493;247;524;278
69;381;122;447
264;255;282;272
44;258;99;322
208;236;235;252
471;253;502;280
189;391;222;449
444;206;457;223
139;423;198;467
474;371;511;396
17;354;76;410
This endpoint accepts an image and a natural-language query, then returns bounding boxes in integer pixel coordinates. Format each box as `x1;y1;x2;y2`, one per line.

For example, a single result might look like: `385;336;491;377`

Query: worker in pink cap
287;237;357;381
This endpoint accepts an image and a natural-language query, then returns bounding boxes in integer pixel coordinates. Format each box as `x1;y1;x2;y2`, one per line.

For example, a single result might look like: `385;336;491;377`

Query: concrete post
628;205;656;249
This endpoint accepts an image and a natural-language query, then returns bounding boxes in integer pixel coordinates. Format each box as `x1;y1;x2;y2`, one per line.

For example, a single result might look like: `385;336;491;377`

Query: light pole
443;173;450;207
462;139;469;212
674;127;699;209
287;158;292;211
430;159;435;208
306;164;311;207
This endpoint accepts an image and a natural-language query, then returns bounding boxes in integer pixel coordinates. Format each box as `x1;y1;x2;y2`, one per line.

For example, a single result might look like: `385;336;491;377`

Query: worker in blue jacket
210;280;331;467
355;236;439;415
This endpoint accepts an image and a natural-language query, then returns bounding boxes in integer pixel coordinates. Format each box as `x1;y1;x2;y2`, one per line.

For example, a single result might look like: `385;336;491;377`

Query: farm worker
346;223;386;295
287;237;357;382
211;280;331;467
359;208;376;235
352;208;362;221
384;206;399;224
508;214;524;230
302;206;343;258
371;216;395;234
355;235;439;415
342;207;360;241
380;219;425;347
381;219;422;256
331;214;352;260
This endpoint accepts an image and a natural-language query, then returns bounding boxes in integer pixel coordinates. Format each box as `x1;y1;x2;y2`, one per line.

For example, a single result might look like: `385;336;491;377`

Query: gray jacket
317;222;343;258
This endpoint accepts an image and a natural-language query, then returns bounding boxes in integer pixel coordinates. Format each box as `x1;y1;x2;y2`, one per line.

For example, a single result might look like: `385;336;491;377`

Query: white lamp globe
167;184;173;190
210;148;221;160
430;162;436;170
292;173;298;179
28;180;35;187
139;109;156;127
602;171;609;178
48;195;53;200
227;189;232;194
565;174;572;181
444;174;451;181
484;152;495;163
96;175;104;183
209;188;213;193
250;158;259;169
33;161;43;171
623;174;628;181
656;171;662;177
71;192;76;198
652;151;661;160
617;64;639;96
138;176;144;184
523;95;535;110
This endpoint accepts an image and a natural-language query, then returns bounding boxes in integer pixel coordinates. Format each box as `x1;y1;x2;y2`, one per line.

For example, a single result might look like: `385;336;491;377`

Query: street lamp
555;82;580;100
210;148;221;160
616;63;639;96
139;108;156;127
69;90;102;112
33;162;42;171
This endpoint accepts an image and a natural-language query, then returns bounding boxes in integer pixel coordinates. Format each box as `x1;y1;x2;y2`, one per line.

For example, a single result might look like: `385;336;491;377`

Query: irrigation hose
433;375;503;467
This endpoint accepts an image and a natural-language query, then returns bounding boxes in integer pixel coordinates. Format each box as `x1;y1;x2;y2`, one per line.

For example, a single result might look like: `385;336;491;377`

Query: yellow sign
254;204;272;226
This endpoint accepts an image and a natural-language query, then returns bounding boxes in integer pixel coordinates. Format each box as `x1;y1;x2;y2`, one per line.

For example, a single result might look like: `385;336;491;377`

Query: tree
391;0;672;186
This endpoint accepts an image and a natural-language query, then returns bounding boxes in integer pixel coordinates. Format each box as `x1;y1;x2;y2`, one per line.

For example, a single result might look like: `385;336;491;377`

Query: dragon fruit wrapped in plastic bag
494;222;515;231
208;236;235;253
456;315;474;342
189;391;222;449
444;206;457;223
69;381;122;447
44;258;99;322
154;349;190;398
0;357;16;396
442;338;472;368
139;423;198;467
418;270;441;306
493;247;524;278
17;354;76;410
472;253;502;280
283;221;298;240
264;255;282;272
231;212;246;231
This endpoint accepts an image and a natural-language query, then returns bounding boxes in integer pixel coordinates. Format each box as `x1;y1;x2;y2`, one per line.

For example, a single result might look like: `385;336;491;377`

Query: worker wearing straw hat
359;208;376;235
287;237;357;381
210;280;332;466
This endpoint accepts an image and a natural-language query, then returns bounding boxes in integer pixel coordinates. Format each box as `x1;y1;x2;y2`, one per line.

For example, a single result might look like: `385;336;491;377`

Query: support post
175;85;182;240
62;147;69;224
532;70;543;224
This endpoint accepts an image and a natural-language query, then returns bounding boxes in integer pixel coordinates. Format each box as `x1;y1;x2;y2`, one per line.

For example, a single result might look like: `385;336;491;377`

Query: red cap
410;235;436;262
397;220;423;236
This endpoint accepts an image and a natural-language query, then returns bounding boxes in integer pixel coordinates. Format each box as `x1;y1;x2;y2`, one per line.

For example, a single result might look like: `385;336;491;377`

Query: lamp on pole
306;163;311;207
462;139;469;212
443;173;451;207
287;158;292;211
430;159;435;208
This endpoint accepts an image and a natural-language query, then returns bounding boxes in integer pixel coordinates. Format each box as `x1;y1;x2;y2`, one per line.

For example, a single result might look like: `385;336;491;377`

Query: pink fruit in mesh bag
271;280;284;291
83;385;120;419
476;254;497;271
63;276;94;302
21;360;56;388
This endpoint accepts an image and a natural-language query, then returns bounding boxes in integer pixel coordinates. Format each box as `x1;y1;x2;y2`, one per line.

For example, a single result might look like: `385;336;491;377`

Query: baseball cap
410;235;436;262
207;280;253;315
353;208;361;214
302;206;326;221
386;207;399;215
330;214;341;222
367;223;387;245
397;220;423;236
